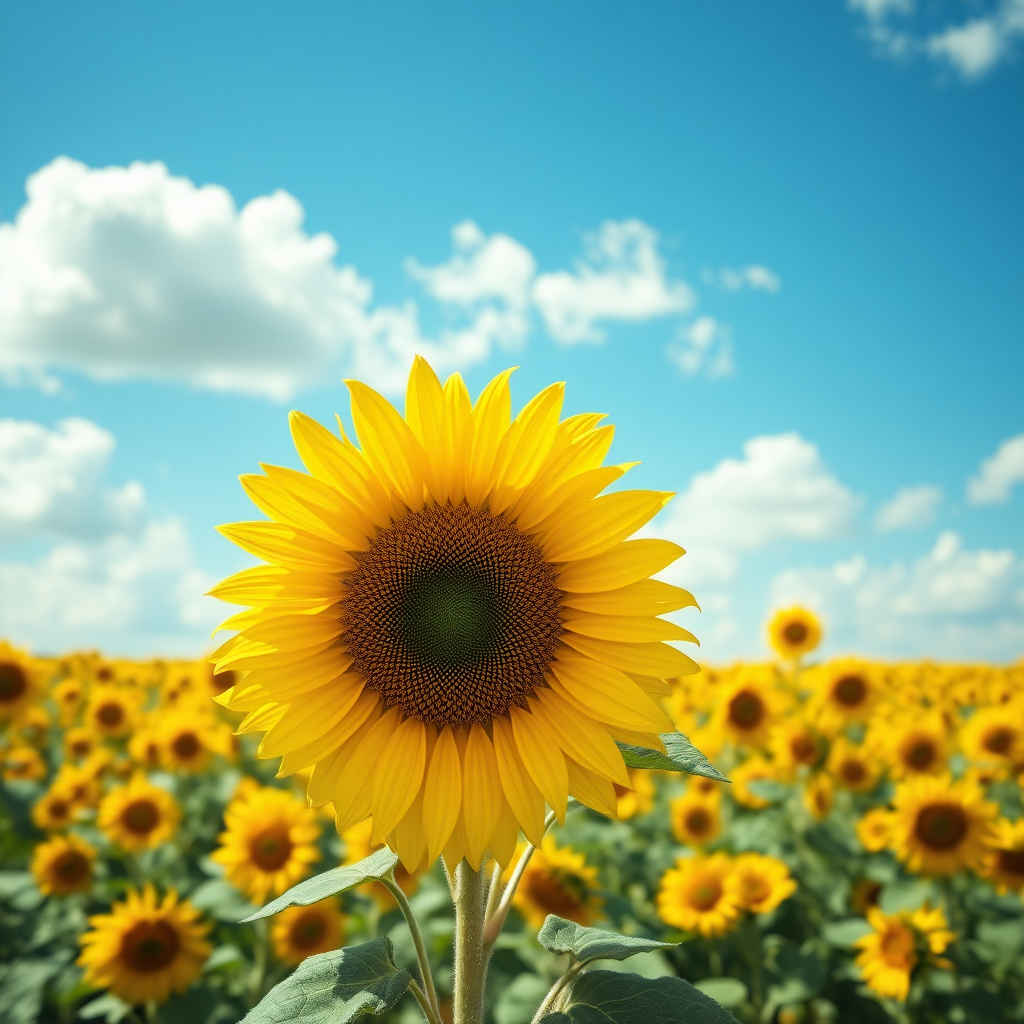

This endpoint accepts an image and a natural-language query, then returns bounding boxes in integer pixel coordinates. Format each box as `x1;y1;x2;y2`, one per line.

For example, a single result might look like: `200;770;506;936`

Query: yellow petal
240;613;344;654
261;464;375;543
218;521;353;574
333;707;403;833
236;702;287;736
307;704;382;806
346;379;426;510
531;689;629;786
405;356;446;501
443;373;473;504
213;636;339;673
370;717;427;842
465;367;515;506
276;687;379;775
563;579;698;617
239;650;354;704
549;650;672;732
207;565;289;606
488;798;522;869
561;631;700;678
492;715;547;846
462;724;503;870
542;491;672;564
566;758;619;817
562;614;698;645
258;674;366;758
422;726;463;864
490;382;565;510
518;462;629;533
393;775;429;873
510;705;568;822
556;539;685;593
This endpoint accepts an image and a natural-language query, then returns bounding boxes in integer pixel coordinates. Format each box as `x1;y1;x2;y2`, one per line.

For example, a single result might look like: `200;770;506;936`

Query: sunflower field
2;632;1023;1024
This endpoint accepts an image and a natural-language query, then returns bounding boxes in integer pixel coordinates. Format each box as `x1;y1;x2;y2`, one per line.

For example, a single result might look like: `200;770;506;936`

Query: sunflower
0;641;42;721
211;784;321;904
670;793;721;847
826;739;880;793
99;774;180;853
656;853;742;937
15;705;51;746
890;774;996;876
850;878;883;915
52;677;85;726
878;714;949;780
614;768;656;820
209;359;698;871
767;607;821;662
857;808;894;853
510;835;602;929
78;885;211;1005
32;781;83;831
31;833;96;896
53;763;103;807
128;727;164;770
960;704;1024;768
271;898;344;965
982;818;1024;894
713;672;781;750
730;853;796;914
729;756;777;809
3;745;47;781
769;719;824;779
86;685;138;739
810;660;879;732
64;726;99;762
158;711;227;772
854;905;954;1002
803;773;833;820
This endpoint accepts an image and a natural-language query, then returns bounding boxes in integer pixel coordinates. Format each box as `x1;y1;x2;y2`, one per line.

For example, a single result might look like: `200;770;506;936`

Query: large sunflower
890;774;997;876
98;774;180;853
78;885;211;1005
656;853;742;937
210;359;698;871
31;833;96;896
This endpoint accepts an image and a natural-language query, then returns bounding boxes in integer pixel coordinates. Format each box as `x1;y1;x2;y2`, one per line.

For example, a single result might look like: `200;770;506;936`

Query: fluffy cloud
873;484;942;532
654;433;860;588
850;0;1024;80
770;531;1024;659
705;265;781;293
967;433;1024;505
0;157;493;399
0;418;144;541
666;317;734;378
531;220;695;344
0;414;219;655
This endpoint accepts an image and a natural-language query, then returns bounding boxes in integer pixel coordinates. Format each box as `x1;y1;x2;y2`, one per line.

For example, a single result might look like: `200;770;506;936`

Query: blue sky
1;0;1022;661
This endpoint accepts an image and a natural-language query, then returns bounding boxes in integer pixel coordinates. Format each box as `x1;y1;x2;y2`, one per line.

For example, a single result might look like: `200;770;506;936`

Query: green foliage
240;938;411;1024
537;915;676;965
617;733;729;782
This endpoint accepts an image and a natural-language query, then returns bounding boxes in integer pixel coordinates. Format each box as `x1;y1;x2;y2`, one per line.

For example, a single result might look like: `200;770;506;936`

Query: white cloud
849;0;1024;79
0;157;490;399
531;220;695;344
666;317;734;378
967;433;1024;505
0;417;145;542
873;484;942;532
770;531;1024;660
655;433;860;588
709;265;781;293
0;519;220;657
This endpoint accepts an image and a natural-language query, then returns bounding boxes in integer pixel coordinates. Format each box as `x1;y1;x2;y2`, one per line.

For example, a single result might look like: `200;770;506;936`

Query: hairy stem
382;874;441;1023
453;861;487;1024
530;958;581;1024
408;979;442;1024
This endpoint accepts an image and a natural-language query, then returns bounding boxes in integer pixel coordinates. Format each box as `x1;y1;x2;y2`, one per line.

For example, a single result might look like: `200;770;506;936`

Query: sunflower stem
531;956;580;1024
453;860;487;1024
383;873;441;1023
408;978;442;1024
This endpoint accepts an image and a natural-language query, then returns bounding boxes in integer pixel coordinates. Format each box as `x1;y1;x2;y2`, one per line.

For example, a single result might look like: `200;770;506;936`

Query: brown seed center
685;808;712;837
122;800;160;835
791;734;818;763
0;661;27;703
172;732;201;760
834;674;867;707
728;690;765;730
520;867;589;924
290;911;328;950
121;921;180;972
251;825;293;871
690;881;721;911
840;759;867;784
983;727;1014;755
880;925;916;968
97;702;124;728
54;851;90;885
344;502;562;728
915;803;968;851
997;848;1024;877
905;739;936;770
782;621;808;646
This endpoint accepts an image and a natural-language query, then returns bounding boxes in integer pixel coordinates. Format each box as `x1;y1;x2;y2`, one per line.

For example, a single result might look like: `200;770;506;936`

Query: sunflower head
857;808;894;853
31;833;96;896
767;607;822;662
982;818;1024;894
879;715;949;780
209;359;698;871
158;712;227;772
961;704;1024;767
78;885;211;1005
86;685;138;739
827;738;880;793
3;745;47;781
803;773;834;821
98;774;180;853
729;756;777;809
613;768;656;821
770;719;825;778
0;642;41;721
890;774;997;876
510;836;602;930
730;853;796;914
271;898;344;965
715;671;781;749
811;660;879;731
656;853;742;938
670;793;721;848
52;677;85;726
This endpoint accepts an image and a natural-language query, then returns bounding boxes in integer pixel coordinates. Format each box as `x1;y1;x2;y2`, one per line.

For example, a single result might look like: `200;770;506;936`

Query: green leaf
539;969;739;1024
241;938;411;1024
0;958;64;1024
242;847;399;922
693;979;747;1009
822;918;872;947
537;916;676;966
494;974;552;1024
77;993;132;1023
190;879;257;923
616;732;729;783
